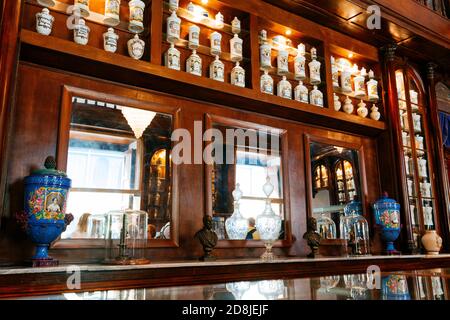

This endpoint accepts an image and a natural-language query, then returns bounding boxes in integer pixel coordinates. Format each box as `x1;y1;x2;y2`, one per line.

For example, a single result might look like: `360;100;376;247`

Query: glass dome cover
316;214;337;239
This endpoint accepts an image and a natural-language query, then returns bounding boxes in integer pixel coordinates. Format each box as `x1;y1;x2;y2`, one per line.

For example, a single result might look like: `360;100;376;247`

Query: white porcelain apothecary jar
186;50;202;76
188;25;200;49
423;207;434;227
168;0;179;12
103;28;119;53
294;44;306;80
230;34;243;62
166;11;181;43
343;96;354;114
104;0;121;26
354;68;366;98
277;76;292;99
187;2;195;13
309;47;321;85
404;155;411;175
215;12;224;29
231;62;245;87
127;34;145;60
310;86;323;107
367;70;379;101
357;100;368;118
129;0;145;33
165;43;181;71
209;55;225;82
210;31;222;56
37;0;55;7
277;48;289;76
73;18;90;45
294;81;308;103
407;179;414;196
340;67;352;93
260;70;274;95
36;8;54;36
418;157;428;178
420;181;432;198
370;104;381;120
413;113;422;132
231;17;241;34
259;34;272;70
402;131;410;147
333;93;342;111
74;0;90;18
331;56;339;88
415;135;424;150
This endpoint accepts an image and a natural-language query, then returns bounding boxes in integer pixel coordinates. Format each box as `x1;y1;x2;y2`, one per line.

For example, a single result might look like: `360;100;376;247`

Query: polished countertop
1;254;449;275
7;268;450;300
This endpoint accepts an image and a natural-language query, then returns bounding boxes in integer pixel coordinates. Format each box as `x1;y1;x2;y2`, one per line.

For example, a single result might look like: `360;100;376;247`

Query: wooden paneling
0;62;384;265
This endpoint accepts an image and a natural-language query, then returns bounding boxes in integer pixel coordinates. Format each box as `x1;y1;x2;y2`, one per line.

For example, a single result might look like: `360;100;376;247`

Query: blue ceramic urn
344;198;363;216
21;156;73;267
382;275;411;300
373;192;401;254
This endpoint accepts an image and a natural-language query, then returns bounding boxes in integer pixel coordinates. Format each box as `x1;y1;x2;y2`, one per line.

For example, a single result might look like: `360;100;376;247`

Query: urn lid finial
30;156;68;177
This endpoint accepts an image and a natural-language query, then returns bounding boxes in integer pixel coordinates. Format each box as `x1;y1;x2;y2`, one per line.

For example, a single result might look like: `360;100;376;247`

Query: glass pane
210;123;284;240
61;97;173;240
309;142;362;239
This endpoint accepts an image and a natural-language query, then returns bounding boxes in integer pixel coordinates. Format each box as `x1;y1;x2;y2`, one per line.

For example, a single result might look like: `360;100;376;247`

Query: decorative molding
382;44;398;62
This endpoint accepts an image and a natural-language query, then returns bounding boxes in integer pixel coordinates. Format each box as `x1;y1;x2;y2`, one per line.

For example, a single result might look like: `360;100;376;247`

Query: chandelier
121;107;156;139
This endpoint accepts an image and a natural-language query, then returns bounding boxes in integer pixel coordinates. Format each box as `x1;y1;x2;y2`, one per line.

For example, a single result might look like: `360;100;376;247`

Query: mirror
309;141;362;239
61;97;173;240
209;122;285;240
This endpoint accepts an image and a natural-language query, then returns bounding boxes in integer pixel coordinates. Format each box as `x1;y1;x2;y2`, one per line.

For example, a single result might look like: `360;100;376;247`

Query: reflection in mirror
61;97;173;240
210;123;285;240
310;141;361;239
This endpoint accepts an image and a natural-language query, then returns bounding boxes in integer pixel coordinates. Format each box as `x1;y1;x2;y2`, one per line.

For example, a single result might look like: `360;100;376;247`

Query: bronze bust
303;217;321;258
195;215;218;261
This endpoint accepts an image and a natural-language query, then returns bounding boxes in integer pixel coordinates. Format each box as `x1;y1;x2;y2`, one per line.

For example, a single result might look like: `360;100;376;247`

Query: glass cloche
104;209;150;265
316;214;337;239
340;200;370;255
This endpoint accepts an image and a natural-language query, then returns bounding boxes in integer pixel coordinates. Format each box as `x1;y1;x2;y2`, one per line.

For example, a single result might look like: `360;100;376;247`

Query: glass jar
104;209;150;265
225;184;248;240
316;214;337;239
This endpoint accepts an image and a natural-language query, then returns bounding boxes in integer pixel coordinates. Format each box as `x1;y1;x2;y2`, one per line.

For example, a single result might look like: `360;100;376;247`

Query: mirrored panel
209;122;285;240
61;97;173;240
310;141;362;239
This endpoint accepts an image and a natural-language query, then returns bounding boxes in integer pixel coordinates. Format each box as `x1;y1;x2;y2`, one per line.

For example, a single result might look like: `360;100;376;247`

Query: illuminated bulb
348;53;354;58
201;0;208;4
285;29;292;36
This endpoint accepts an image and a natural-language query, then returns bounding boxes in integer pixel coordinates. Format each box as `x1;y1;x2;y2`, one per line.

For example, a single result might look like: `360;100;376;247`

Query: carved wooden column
425;62;450;251
0;0;22;223
381;44;417;253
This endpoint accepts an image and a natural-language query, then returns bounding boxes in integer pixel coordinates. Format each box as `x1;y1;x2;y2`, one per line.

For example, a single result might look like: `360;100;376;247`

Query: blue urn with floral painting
373;192;401;255
18;156;73;267
382;275;411;300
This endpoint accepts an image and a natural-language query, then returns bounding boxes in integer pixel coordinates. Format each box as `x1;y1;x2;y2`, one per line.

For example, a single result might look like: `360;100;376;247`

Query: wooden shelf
20;30;386;136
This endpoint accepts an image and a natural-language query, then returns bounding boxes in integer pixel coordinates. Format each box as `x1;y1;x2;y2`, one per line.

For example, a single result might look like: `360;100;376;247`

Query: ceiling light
121;107;156;139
